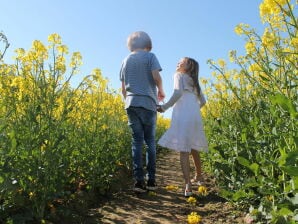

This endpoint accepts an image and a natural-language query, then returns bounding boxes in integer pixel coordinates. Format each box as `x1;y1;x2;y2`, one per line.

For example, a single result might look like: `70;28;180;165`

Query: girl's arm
160;89;183;111
160;73;183;111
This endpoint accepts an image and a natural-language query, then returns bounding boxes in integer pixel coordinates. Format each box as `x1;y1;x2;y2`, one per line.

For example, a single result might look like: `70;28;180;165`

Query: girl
157;57;208;196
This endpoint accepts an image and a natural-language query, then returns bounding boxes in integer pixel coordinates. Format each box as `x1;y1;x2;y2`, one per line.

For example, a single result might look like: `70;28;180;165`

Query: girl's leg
180;152;192;195
180;152;190;184
191;149;203;181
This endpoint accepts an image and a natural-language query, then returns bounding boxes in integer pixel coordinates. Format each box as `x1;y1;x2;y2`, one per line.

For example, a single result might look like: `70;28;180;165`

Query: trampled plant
202;0;297;223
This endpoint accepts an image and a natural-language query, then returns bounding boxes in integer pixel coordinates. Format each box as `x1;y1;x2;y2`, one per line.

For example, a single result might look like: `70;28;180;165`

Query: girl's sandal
191;176;204;186
184;183;193;197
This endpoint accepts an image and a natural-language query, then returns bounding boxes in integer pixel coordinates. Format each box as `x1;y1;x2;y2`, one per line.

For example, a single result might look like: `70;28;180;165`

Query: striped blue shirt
120;50;162;111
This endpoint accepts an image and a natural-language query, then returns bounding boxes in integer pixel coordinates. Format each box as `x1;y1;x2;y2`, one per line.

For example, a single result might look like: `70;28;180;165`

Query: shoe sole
184;191;193;197
133;187;147;193
146;186;157;191
191;181;204;186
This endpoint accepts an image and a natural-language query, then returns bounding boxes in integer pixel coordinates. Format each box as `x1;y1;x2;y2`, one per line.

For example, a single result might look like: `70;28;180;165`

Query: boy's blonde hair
127;31;152;52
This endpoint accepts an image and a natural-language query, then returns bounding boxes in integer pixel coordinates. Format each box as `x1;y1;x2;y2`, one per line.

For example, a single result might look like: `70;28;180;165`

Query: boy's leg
142;109;157;189
126;107;145;185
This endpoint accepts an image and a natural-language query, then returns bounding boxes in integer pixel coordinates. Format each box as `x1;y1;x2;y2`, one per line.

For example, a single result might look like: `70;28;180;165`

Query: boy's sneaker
133;181;146;193
147;179;157;191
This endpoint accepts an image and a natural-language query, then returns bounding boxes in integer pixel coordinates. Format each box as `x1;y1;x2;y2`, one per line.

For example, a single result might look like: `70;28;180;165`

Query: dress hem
158;139;208;153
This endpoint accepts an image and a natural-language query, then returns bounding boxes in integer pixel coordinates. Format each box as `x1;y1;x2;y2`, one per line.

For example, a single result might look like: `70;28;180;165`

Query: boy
120;31;165;192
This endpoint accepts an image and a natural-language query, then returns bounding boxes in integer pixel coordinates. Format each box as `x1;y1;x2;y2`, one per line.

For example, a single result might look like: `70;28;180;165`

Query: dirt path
90;150;245;224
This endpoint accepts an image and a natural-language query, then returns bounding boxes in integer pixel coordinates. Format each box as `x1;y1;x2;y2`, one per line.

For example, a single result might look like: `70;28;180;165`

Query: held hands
157;104;165;113
157;89;165;113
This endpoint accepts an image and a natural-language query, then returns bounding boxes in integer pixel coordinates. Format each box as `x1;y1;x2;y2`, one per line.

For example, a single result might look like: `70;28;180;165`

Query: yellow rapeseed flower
259;2;271;19
229;50;236;63
101;124;108;130
266;195;273;201
70;52;83;68
234;25;244;35
200;78;208;85
262;28;276;48
248;63;262;73
218;59;226;68
260;0;287;23
29;192;35;199
14;48;25;59
48;33;62;45
187;212;201;224
187;196;197;205
245;41;255;55
234;23;250;35
165;185;179;191
290;37;298;49
198;186;208;196
213;83;223;91
148;191;157;196
33;40;47;54
57;45;69;54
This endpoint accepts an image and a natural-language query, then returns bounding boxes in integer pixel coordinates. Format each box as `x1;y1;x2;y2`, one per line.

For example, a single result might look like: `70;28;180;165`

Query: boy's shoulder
126;51;157;60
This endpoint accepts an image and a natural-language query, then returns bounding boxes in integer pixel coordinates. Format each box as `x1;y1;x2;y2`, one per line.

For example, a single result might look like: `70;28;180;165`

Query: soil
50;149;246;224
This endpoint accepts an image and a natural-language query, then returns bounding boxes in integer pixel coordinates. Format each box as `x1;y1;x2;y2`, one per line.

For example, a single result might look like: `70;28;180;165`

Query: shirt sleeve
150;53;162;71
161;73;183;111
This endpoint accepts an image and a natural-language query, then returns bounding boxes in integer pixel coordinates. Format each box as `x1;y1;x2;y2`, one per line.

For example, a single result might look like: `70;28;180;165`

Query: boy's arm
121;81;126;99
152;69;165;102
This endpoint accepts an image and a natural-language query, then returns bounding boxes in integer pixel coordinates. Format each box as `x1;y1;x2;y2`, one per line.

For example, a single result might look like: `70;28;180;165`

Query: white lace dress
158;73;208;152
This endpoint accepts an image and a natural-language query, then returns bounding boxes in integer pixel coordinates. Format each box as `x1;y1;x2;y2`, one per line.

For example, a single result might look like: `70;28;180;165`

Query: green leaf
9;130;17;151
277;148;287;166
281;166;298;176
237;156;250;168
232;189;247;201
219;189;233;200
214;161;232;174
278;207;293;216
293;177;298;190
285;151;298;166
249;163;259;176
270;93;297;119
241;128;247;143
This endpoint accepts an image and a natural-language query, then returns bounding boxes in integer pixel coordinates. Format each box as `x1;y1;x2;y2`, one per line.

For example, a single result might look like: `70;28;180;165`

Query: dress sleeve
161;73;183;111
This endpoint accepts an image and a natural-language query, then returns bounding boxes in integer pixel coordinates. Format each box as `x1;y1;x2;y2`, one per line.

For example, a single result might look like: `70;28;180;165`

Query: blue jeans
126;107;157;182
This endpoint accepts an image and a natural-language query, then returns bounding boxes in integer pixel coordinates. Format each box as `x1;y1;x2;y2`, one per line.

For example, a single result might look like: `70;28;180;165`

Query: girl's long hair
184;57;201;97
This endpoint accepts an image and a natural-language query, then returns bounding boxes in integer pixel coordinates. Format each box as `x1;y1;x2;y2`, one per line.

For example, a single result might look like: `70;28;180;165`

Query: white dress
158;73;208;152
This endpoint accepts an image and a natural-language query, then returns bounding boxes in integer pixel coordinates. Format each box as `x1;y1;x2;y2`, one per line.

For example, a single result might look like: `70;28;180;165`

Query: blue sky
1;0;263;117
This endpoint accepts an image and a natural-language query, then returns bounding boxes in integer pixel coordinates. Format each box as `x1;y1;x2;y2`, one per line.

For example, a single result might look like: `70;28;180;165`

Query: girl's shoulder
175;72;189;77
174;72;183;80
177;72;191;77
178;73;192;81
174;72;191;81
